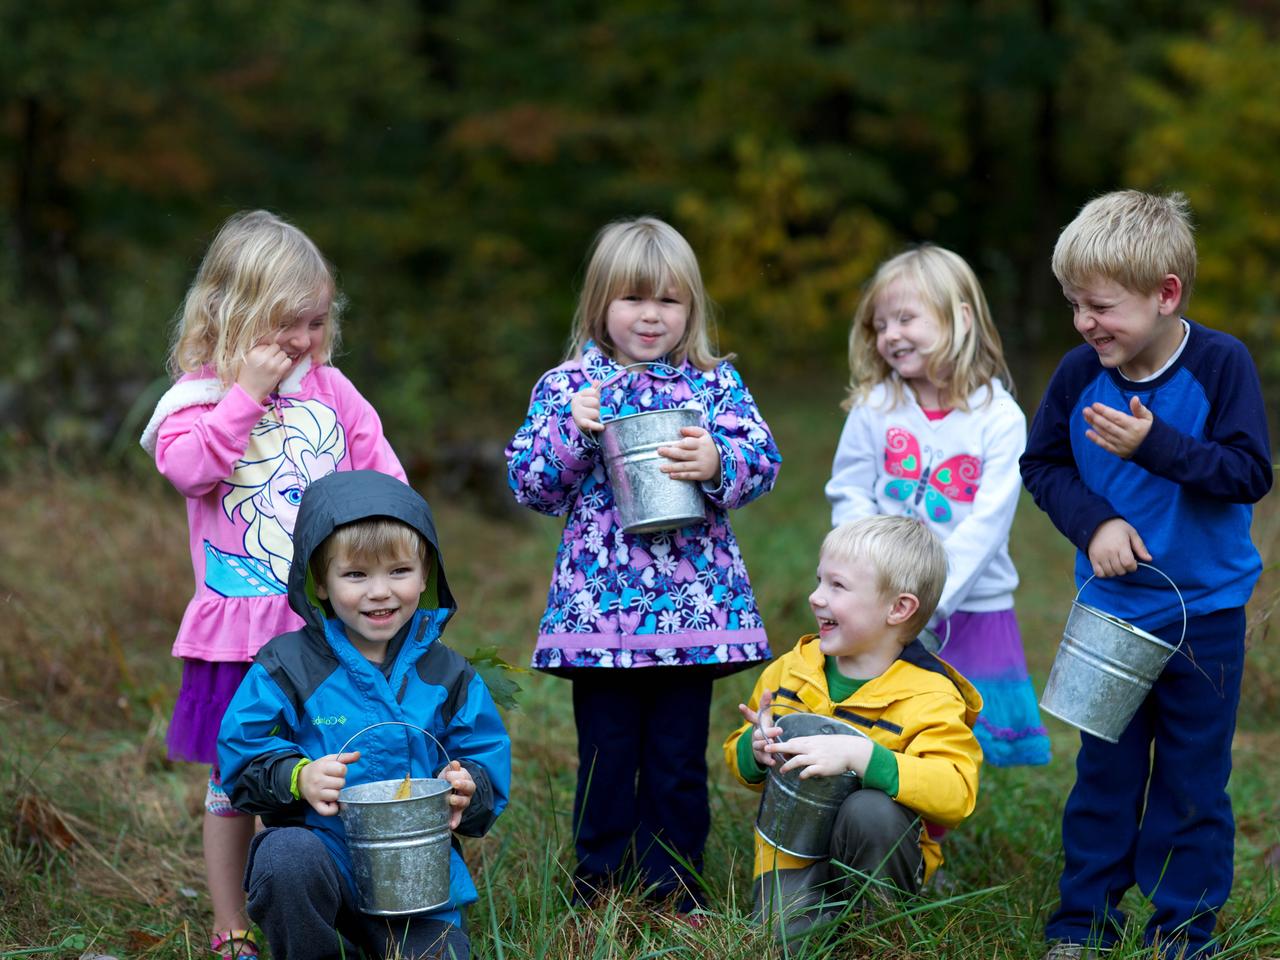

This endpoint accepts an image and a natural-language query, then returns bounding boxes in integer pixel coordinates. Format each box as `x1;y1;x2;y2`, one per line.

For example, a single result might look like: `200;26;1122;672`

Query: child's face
604;285;689;366
871;278;945;390
808;552;899;661
1062;276;1183;380
316;545;427;660
272;287;331;373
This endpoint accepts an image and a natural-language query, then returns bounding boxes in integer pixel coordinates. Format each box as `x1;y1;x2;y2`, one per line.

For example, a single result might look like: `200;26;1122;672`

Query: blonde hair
1052;190;1196;312
565;216;727;371
844;244;1011;412
821;516;947;640
168;210;342;384
311;517;430;584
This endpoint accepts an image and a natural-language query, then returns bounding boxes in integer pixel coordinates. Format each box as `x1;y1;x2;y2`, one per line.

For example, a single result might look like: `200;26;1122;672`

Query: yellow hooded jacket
723;634;983;881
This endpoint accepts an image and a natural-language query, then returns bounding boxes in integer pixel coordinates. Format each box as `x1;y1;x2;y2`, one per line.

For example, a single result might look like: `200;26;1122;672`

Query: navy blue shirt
1021;320;1272;630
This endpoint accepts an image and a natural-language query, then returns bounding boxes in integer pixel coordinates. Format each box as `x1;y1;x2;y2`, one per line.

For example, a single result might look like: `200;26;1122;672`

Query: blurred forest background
3;0;1279;476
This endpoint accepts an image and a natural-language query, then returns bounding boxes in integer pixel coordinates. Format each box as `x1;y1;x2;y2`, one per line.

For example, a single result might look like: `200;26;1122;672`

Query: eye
309;318;326;330
342;570;366;581
282;486;304;506
620;294;640;302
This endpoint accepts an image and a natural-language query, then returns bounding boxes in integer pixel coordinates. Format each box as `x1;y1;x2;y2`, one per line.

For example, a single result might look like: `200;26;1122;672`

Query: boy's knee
246;827;340;915
829;789;922;892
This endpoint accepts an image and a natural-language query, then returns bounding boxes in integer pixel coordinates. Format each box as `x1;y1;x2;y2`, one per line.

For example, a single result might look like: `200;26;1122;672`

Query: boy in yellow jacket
724;516;983;938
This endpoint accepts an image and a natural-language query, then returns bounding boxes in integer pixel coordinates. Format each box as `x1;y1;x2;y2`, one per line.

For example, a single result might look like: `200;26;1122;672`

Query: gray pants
753;789;925;940
245;827;469;960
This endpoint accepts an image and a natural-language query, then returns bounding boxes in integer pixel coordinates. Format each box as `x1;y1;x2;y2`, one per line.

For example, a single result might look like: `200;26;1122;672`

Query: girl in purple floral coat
505;216;781;914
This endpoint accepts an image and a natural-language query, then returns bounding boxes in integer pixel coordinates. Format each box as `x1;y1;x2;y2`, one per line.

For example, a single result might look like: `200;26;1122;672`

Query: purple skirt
935;609;1051;767
168;659;251;764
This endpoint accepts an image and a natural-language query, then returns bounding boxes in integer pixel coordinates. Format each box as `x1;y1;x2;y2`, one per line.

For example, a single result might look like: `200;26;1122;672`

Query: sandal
210;929;259;959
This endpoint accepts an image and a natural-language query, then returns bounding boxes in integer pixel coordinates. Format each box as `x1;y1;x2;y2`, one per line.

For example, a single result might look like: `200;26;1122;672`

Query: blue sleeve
439;671;512;838
1131;339;1272;502
1020;354;1122;552
217;664;308;817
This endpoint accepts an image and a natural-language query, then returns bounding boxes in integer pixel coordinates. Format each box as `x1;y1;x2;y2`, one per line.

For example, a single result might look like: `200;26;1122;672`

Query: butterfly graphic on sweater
882;427;981;523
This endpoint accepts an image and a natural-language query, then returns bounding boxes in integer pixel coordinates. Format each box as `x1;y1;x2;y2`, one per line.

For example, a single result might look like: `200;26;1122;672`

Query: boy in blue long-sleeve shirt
1021;190;1272;960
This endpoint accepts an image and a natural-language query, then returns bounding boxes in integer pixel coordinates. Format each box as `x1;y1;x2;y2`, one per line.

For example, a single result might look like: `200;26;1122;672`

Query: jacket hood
288;470;455;635
791;633;983;728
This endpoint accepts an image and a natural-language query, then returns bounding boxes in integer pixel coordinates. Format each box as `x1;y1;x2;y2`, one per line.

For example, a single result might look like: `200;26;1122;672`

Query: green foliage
467;645;528;712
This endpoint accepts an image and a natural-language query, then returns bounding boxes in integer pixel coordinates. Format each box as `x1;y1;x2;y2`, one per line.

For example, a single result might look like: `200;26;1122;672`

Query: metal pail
600;406;707;534
338;777;453;915
755;713;867;858
1039;563;1186;743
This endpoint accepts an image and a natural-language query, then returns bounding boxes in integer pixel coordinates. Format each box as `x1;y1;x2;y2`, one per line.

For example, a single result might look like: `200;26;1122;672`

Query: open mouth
817;616;838;633
362;608;398;623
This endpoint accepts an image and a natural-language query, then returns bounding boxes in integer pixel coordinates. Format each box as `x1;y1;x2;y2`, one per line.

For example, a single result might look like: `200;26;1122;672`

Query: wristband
290;758;311;800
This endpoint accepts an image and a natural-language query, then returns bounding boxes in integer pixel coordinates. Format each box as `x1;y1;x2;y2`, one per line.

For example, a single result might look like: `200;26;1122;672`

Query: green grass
2;382;1278;958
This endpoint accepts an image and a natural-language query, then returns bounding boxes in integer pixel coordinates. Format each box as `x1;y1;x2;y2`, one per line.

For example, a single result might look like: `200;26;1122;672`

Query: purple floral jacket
505;343;781;672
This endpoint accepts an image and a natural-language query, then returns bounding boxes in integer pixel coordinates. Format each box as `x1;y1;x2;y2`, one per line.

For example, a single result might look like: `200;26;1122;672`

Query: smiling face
604;286;690;366
1062;275;1184;380
808;552;902;665
272;286;332;374
316;545;428;662
871;278;946;405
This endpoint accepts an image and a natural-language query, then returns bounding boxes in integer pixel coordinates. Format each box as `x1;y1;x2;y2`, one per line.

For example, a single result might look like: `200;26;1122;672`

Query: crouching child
724;516;982;939
217;470;511;960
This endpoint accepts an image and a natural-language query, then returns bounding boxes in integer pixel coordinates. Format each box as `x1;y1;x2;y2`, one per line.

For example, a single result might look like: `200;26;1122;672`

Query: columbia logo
312;714;348;726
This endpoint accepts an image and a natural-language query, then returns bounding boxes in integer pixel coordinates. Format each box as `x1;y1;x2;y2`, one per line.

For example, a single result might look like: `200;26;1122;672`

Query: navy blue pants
571;669;712;911
245;827;468;960
1046;607;1245;957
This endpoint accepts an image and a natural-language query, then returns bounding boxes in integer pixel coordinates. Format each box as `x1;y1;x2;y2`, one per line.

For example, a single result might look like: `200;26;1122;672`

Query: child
139;210;406;957
505;216;781;913
1021;190;1272;959
217;469;511;960
825;244;1050;767
724;517;982;939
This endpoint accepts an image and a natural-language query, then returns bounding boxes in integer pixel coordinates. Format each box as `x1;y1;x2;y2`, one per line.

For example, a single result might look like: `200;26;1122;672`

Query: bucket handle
591;361;718;429
1075;562;1187;649
336;720;452;777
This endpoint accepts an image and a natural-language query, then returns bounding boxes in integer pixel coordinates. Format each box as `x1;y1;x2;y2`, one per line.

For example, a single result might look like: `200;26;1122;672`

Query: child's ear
886;592;920;627
1156;274;1183;316
315;580;328;600
958;302;974;335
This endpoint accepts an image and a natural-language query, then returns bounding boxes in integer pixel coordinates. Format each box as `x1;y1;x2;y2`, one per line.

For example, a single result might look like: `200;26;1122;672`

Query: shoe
210;930;259;959
1042;942;1106;960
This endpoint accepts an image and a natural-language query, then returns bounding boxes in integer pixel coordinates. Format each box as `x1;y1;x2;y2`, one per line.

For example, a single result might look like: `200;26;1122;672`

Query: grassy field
2;381;1278;958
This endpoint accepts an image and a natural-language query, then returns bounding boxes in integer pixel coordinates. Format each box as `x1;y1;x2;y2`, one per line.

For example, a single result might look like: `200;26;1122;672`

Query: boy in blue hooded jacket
218;470;511;960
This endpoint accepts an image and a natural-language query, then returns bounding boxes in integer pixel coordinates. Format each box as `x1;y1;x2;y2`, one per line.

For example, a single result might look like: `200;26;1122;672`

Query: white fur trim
138;379;228;456
278;355;311;394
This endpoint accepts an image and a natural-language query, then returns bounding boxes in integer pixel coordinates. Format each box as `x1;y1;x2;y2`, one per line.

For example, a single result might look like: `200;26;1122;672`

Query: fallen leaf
17;793;76;850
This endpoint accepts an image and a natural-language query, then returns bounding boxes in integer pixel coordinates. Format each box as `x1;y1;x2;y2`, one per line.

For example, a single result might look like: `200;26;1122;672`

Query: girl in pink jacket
139;210;404;959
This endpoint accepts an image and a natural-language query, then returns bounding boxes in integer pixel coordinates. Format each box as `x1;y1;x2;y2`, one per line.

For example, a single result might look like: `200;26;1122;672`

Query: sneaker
1042;943;1107;960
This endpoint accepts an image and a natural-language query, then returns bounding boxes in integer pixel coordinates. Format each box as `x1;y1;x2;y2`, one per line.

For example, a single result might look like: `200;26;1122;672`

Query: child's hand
299;750;361;816
1082;396;1153;459
237;342;294;403
571;384;604;437
658;426;721;484
1086;517;1151;578
768;735;874;780
440;760;475;830
738;689;782;768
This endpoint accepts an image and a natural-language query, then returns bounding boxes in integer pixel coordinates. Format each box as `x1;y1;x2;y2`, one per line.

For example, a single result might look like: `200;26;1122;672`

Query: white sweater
825;380;1024;618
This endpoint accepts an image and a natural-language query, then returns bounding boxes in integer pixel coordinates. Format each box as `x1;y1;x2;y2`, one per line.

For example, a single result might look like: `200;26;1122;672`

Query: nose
808;586;822;608
366;575;391;599
1073;309;1094;334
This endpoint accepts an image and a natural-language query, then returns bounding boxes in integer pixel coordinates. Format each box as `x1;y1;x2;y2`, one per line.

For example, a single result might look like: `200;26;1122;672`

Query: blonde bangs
567;216;728;371
843;245;1010;412
168;210;340;384
1052;190;1196;311
311;518;429;583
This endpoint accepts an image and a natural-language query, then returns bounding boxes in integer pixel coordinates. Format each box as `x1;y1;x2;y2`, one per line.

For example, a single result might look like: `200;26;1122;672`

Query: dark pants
753;789;924;940
571;669;713;911
1046;607;1245;957
245;827;469;960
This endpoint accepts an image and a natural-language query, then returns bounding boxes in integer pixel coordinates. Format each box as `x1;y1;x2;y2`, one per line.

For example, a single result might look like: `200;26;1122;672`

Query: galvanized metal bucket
596;362;712;534
755;712;867;859
335;721;454;915
1040;563;1186;743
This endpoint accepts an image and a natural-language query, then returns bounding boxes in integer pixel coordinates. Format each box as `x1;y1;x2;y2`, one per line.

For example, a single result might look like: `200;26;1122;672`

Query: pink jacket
140;359;405;662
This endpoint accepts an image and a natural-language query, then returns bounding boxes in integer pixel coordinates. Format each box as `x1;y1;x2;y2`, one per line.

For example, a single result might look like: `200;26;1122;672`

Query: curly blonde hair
844;244;1011;412
565;216;728;371
168;210;342;384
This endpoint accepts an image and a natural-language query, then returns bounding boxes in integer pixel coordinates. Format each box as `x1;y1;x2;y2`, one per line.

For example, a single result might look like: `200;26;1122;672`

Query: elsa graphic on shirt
204;399;347;597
